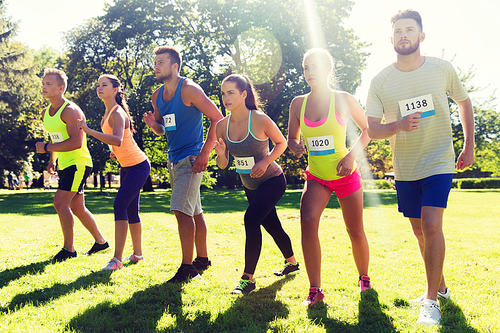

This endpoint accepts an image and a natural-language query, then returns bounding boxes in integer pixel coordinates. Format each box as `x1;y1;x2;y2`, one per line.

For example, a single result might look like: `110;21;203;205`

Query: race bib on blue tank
307;135;335;156
235;156;255;174
399;94;435;119
49;132;64;143
163;114;176;131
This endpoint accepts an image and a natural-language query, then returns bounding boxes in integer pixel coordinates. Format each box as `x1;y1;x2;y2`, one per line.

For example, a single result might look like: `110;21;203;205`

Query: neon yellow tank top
300;92;354;181
43;100;92;170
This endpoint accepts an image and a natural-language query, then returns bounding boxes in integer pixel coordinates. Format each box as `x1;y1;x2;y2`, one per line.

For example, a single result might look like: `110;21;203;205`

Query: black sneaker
83;241;110;255
274;260;300;276
51;248;77;262
192;257;212;271
230;275;256;294
167;264;201;283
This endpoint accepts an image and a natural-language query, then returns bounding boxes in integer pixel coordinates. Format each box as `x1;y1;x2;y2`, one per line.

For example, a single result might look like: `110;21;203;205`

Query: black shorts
58;165;92;194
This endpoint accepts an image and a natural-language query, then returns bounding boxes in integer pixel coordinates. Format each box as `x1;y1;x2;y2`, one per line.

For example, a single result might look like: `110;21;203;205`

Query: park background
0;0;499;332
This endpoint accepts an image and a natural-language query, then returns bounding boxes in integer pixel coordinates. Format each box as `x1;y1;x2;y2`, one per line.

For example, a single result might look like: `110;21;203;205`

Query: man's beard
394;38;419;56
156;72;172;82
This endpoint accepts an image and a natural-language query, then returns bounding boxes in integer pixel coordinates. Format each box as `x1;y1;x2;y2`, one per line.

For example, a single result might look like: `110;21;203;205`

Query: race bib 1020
307;135;335;156
163;114;176;131
398;94;435;119
235;156;255;174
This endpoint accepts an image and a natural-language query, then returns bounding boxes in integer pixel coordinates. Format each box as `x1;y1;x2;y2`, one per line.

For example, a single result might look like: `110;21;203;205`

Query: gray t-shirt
366;56;468;181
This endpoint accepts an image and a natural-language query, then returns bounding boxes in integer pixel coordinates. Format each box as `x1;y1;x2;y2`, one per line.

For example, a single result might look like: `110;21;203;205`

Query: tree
0;0;44;187
60;0;368;188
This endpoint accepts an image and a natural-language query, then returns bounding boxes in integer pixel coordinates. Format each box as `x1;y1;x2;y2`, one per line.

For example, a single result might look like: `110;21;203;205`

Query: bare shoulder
252;109;272;123
181;78;204;97
289;94;307;116
151;87;161;102
62;101;84;121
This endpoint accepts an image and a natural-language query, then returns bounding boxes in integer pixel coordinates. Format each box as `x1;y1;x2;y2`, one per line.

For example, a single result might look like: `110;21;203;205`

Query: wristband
44;143;49;152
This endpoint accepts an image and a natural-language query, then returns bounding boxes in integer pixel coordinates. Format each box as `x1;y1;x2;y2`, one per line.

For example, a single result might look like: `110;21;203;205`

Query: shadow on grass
0;187;399;217
66;274;295;332
1;270;113;313
439;298;480;333
0;260;52;288
307;289;396;333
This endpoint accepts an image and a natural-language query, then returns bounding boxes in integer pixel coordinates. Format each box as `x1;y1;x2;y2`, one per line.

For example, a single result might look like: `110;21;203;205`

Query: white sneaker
412;288;451;303
417;299;441;326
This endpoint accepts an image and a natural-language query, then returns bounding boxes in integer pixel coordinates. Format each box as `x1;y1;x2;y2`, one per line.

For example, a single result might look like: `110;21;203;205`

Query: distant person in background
77;74;150;271
36;68;109;262
288;48;371;306
365;9;474;326
215;74;299;295
143;46;223;283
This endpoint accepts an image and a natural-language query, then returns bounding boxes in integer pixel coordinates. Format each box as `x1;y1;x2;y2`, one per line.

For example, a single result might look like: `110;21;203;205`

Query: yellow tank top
101;105;147;167
300;92;354;181
43;100;92;170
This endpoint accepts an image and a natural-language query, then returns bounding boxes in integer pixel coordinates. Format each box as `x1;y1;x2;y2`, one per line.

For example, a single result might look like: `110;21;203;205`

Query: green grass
0;187;498;332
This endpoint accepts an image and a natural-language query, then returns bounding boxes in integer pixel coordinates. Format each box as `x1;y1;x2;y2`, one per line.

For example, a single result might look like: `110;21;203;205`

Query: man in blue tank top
144;46;223;283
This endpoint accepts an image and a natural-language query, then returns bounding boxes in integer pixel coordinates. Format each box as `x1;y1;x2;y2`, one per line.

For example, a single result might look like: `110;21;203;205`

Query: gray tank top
225;110;282;190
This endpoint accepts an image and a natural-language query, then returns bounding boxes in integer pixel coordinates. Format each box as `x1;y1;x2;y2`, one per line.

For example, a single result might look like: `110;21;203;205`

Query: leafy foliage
0;0;45;186
61;0;369;187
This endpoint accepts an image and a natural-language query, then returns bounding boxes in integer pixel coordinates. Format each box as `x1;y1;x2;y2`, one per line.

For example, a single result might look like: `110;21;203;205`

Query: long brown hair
100;74;135;133
222;74;261;110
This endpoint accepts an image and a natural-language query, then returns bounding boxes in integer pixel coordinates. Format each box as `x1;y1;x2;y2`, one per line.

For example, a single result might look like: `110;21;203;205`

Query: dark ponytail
100;74;135;133
222;74;261;111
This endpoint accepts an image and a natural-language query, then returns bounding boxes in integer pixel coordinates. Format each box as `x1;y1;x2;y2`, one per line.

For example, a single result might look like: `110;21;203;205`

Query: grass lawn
0;187;498;332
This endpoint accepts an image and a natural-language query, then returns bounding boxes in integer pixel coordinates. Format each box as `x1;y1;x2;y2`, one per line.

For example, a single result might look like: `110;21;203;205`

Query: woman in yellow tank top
77;75;150;271
287;49;371;305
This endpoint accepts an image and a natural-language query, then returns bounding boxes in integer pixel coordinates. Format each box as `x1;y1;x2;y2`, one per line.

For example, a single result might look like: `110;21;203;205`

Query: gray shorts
168;155;203;217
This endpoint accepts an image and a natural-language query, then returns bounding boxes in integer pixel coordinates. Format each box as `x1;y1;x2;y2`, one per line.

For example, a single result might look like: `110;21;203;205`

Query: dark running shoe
230;275;256;294
83;241;110;255
274;260;300;276
167;264;201;283
192;257;212;271
51;248;77;262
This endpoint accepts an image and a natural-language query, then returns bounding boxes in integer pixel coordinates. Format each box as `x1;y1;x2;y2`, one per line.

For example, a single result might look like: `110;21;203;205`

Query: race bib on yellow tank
163;114;176;131
235;156;255;174
49;132;64;143
398;94;435;119
307;135;335;156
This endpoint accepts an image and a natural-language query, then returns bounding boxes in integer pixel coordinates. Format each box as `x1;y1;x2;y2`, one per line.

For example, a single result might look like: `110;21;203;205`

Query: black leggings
243;173;294;275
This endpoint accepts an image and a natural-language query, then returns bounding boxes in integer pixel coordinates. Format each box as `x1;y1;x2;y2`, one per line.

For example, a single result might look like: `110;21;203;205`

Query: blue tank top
156;78;204;163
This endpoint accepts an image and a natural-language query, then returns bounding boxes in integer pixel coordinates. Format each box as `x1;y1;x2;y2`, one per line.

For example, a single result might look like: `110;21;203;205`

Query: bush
453;178;500;189
363;179;395;190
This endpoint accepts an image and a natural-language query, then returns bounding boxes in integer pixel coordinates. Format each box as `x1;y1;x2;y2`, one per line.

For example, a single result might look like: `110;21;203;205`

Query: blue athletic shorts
395;174;453;218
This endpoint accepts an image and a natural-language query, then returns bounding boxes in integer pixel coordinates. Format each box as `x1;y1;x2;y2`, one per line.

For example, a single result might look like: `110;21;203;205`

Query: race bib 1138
398;93;435;119
49;132;64;143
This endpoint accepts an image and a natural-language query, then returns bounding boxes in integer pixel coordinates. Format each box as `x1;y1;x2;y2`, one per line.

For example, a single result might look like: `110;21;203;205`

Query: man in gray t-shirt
366;9;474;326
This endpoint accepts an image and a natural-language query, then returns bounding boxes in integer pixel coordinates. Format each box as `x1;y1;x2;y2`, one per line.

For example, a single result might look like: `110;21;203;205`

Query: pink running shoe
101;257;123;270
126;253;144;263
359;275;372;292
302;287;325;306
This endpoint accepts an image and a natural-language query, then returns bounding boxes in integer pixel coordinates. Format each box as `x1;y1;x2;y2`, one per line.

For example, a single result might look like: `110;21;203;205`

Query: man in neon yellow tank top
36;68;109;262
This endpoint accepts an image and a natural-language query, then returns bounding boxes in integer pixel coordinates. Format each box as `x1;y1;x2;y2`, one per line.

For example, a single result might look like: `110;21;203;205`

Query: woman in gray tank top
215;74;299;295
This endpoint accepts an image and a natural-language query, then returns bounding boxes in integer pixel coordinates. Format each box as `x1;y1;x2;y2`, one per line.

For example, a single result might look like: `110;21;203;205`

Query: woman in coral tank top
77;74;150;271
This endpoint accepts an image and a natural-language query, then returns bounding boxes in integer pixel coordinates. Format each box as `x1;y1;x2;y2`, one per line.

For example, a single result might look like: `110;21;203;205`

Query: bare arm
456;97;475;170
367;111;422;140
184;82;223;173
77;108;126;146
250;112;287;178
36;104;86;153
336;92;371;176
287;97;306;158
214;118;229;169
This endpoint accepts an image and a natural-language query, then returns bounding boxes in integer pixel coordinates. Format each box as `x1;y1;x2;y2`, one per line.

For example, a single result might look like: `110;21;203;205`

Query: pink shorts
305;168;362;199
